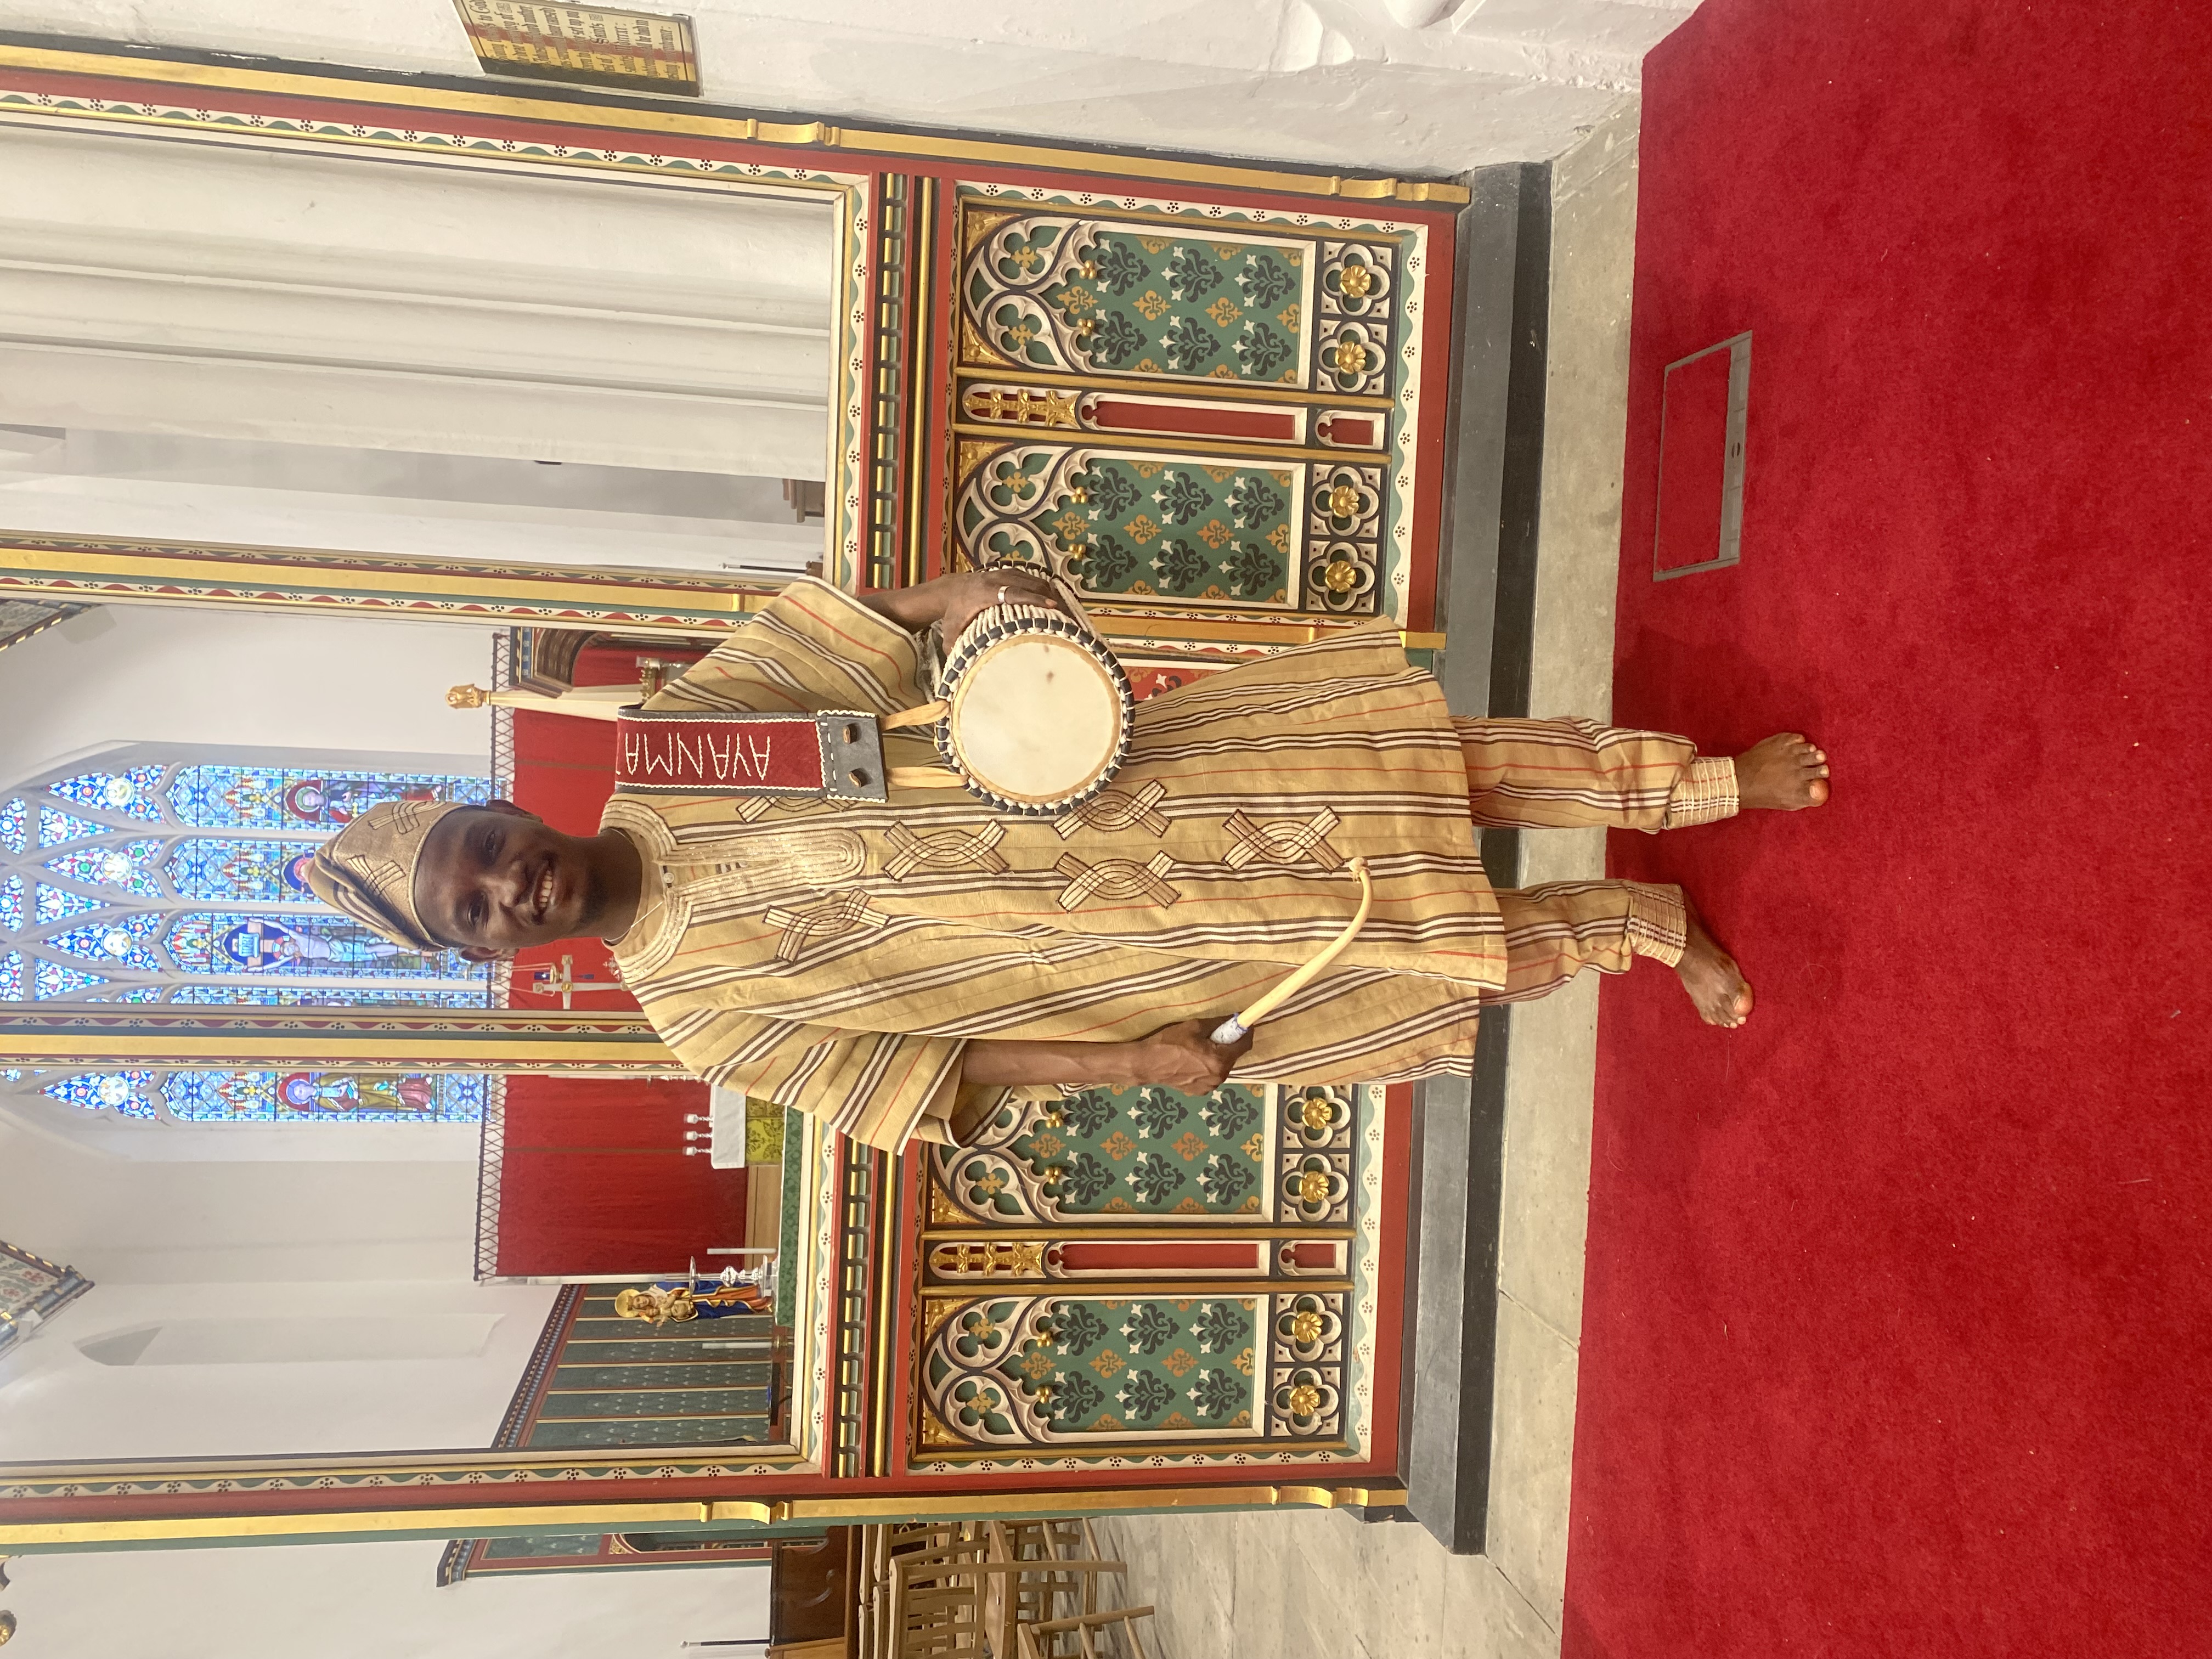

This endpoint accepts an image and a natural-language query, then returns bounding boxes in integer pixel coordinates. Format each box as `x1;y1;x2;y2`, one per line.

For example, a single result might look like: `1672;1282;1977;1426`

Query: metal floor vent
1654;331;1751;580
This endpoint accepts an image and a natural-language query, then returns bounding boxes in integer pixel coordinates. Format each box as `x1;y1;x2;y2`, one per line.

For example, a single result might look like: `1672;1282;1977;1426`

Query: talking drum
933;601;1134;815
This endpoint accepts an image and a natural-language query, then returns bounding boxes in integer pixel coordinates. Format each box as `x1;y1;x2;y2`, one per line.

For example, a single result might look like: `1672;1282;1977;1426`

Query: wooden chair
981;1521;1127;1659
864;1523;984;1659
875;1524;1127;1659
1015;1607;1158;1659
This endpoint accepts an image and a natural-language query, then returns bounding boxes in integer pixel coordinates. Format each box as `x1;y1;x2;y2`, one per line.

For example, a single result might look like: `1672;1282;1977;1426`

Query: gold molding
958;364;1395;411
0;42;1468;206
0;1484;1405;1549
0;534;770;636
949;421;1382;466
0;1007;682;1074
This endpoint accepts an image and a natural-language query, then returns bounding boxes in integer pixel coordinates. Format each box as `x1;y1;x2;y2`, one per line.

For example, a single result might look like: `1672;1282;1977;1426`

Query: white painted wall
0;603;494;792
1;0;1697;171
0;1538;772;1659
0;120;837;481
0;1111;558;1460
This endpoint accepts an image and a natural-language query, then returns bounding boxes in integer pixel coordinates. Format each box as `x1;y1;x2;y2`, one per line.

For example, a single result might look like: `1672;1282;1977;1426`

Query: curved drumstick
1210;857;1373;1047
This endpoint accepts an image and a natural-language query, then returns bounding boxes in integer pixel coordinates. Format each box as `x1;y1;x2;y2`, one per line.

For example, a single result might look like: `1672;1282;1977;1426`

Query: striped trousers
1454;716;1738;1002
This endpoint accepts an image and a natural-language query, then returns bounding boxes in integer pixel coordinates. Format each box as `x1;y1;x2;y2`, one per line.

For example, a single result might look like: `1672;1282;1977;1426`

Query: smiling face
414;802;620;960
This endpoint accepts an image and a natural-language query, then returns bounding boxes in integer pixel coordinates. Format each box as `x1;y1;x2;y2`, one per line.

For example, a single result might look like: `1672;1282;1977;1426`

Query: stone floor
1092;1510;1559;1659
1085;98;1645;1659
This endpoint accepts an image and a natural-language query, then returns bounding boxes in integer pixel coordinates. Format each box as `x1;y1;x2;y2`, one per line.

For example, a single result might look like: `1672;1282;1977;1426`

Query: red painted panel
1085;397;1296;443
1053;1240;1263;1274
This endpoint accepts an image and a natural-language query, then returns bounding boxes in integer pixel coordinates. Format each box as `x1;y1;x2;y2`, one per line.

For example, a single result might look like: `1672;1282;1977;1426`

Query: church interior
0;2;2202;1657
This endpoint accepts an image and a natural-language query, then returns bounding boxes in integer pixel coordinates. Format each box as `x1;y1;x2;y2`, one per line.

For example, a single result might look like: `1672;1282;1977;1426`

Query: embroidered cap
304;798;468;953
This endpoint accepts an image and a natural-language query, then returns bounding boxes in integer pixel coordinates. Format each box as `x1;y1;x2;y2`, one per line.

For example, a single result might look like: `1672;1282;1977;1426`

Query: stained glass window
50;764;166;821
0;753;496;1125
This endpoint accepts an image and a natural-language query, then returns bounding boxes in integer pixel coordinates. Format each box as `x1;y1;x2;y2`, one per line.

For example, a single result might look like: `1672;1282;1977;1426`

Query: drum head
947;631;1126;808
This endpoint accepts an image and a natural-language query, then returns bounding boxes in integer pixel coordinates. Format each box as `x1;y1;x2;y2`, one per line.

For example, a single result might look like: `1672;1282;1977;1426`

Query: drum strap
614;707;961;802
616;707;888;802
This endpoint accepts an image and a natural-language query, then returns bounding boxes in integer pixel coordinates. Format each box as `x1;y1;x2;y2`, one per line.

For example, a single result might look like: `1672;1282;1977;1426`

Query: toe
1807;778;1830;806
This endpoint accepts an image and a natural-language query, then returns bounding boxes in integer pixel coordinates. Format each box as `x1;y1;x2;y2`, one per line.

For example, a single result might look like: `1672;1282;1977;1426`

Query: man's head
308;799;627;963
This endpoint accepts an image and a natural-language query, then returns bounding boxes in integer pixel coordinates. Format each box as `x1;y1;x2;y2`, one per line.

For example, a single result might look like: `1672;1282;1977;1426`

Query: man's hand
958;1018;1254;1093
860;566;1063;639
1125;1018;1254;1091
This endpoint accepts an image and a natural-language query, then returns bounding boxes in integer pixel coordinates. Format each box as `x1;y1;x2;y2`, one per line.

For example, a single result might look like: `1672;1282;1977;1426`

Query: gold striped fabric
606;580;1509;1151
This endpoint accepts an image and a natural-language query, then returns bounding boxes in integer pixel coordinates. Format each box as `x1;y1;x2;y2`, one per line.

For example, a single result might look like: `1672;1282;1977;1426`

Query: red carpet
1569;3;2212;1655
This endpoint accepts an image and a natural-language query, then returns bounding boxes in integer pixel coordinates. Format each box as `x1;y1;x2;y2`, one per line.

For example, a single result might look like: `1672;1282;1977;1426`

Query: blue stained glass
39;808;111;848
35;885;108;924
43;1070;158;1118
168;984;490;1007
0;876;19;929
49;764;167;821
0;953;20;999
45;840;163;898
165;1070;484;1124
99;986;166;1003
166;765;491;831
165;912;468;979
48;912;163;973
167;838;318;904
34;961;107;998
0;798;24;853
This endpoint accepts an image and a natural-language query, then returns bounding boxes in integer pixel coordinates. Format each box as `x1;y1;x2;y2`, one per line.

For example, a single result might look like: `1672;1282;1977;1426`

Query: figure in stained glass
279;1071;435;1115
166;913;453;977
161;1069;482;1122
167;766;490;831
167;839;319;903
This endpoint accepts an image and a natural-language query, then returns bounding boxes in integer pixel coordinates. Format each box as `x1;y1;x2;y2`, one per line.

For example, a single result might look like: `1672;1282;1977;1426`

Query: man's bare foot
1734;733;1831;810
1677;901;1753;1028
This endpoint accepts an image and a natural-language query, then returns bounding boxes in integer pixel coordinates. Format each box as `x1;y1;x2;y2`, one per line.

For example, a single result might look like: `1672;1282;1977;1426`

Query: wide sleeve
651;578;934;719
658;998;966;1153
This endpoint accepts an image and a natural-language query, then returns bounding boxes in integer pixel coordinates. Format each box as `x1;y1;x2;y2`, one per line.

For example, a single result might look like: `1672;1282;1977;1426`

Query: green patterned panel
480;1533;602;1560
525;1416;768;1450
538;1389;768;1420
966;218;1311;386
928;1295;1261;1442
549;1362;773;1391
945;1083;1266;1221
1044;457;1296;605
566;1313;774;1340
1017;1296;1259;1436
1047;230;1305;383
550;1338;721;1364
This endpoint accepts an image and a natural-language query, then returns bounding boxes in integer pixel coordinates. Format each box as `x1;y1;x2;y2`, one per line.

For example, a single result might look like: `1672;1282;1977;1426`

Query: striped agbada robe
603;580;1710;1150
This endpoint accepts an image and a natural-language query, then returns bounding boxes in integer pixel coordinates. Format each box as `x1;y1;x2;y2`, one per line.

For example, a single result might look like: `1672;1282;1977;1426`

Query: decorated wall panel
951;188;1434;631
912;1082;1383;1471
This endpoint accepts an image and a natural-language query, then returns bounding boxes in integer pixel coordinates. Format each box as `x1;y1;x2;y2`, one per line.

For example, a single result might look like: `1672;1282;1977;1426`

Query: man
308;569;1828;1151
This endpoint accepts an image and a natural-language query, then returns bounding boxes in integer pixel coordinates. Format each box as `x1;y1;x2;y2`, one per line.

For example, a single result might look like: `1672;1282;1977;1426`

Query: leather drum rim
935;602;1135;816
